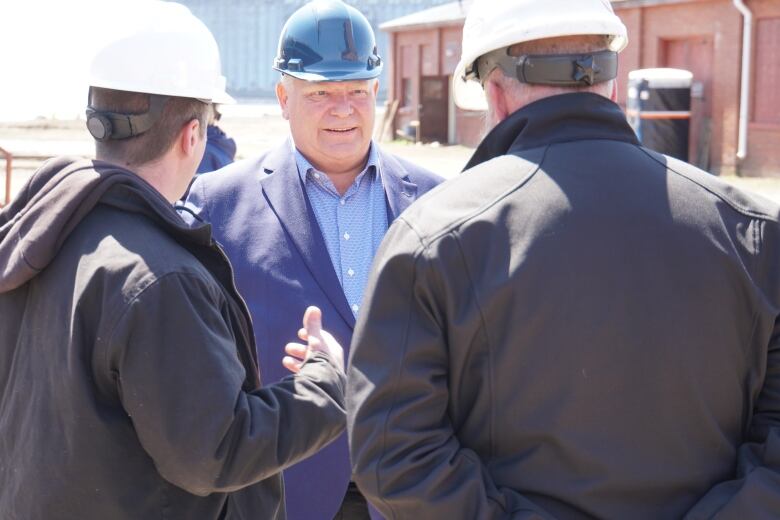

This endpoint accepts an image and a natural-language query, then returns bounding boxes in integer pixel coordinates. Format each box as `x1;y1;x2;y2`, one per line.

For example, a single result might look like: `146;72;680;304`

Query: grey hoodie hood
0;157;211;293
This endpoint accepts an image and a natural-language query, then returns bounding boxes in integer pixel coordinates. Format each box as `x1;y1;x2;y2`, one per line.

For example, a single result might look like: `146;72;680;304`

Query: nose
330;92;354;118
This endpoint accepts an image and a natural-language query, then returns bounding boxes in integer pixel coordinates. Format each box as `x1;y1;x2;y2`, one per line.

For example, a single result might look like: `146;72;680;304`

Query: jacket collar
287;140;419;220
375;148;419;220
258;139;357;329
256;139;423;330
464;92;640;170
293;140;381;187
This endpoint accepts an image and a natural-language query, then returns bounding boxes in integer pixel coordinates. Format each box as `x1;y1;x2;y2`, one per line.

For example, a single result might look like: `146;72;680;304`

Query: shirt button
313;173;321;179
351;304;359;312
340;199;346;206
343;232;350;240
348;268;355;277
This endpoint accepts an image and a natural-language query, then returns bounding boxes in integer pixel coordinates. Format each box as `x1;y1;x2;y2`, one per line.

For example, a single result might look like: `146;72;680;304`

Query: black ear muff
86;110;113;141
476;49;619;88
85;87;173;142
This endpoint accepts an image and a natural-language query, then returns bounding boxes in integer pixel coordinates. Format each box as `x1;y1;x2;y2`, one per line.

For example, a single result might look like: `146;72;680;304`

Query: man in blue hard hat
183;1;443;518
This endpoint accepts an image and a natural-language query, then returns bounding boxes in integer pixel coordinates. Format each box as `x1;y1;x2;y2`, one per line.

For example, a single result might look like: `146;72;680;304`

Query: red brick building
381;0;780;176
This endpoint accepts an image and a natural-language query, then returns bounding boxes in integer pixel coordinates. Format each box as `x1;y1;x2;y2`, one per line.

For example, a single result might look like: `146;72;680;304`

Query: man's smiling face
277;75;378;175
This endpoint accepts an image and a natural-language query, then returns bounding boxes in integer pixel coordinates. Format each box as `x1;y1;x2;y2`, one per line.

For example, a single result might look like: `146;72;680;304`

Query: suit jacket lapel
378;149;420;221
259;141;356;329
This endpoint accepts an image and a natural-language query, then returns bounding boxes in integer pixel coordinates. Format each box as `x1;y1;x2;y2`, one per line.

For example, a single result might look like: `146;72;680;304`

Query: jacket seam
744;310;761;429
754;218;763;270
451;232;497;469
160;480;171;520
16;234;43;272
401;146;549;247
638;146;779;223
99;270;216;519
372;219;427;520
101;271;218;384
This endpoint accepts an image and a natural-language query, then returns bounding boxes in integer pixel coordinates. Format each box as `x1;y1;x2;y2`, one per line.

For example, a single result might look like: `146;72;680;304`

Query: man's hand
283;306;345;374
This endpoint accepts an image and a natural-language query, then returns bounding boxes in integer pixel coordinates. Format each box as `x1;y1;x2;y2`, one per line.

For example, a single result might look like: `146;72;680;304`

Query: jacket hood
207;125;237;158
0;157;211;293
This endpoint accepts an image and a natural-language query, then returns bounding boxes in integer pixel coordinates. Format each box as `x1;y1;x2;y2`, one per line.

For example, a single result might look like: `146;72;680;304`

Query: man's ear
276;80;290;121
485;78;508;124
372;78;379;97
179;118;202;158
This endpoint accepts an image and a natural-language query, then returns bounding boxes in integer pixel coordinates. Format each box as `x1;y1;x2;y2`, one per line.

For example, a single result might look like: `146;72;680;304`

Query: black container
627;69;693;162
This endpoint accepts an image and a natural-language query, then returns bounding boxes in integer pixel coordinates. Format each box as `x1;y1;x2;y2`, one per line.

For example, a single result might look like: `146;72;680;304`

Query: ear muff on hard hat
273;0;383;82
469;48;619;88
85;88;171;142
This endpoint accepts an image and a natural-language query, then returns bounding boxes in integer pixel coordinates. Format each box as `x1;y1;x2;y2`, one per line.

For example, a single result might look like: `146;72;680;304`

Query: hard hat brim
275;67;383;83
452;73;489;112
212;89;236;105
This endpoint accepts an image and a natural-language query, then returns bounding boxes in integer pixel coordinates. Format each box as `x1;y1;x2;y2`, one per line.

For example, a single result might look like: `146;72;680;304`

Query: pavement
2;102;780;205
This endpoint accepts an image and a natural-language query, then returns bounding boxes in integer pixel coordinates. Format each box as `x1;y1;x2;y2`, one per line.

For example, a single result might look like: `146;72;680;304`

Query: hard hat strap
85;89;171;141
474;49;618;88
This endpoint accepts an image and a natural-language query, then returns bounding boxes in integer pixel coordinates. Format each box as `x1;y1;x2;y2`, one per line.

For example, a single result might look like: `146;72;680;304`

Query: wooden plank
376;99;400;143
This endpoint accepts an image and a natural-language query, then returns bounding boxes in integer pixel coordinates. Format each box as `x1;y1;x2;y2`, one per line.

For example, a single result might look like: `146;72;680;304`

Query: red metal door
419;76;449;144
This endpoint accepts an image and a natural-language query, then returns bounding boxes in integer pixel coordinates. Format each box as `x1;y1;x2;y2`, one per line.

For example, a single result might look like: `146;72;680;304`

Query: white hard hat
88;1;226;102
453;0;628;111
212;76;236;105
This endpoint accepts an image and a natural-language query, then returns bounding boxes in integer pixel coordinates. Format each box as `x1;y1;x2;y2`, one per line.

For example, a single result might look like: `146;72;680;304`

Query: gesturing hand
283;306;345;374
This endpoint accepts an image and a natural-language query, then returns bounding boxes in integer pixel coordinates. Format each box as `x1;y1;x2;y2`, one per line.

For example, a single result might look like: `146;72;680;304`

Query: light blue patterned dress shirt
294;143;388;317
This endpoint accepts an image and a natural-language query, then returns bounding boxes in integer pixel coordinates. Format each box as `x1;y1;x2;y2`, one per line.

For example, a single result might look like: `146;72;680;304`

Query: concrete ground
2;100;779;204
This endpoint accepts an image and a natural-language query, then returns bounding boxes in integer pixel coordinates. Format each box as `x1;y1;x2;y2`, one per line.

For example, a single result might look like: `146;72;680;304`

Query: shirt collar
293;141;382;188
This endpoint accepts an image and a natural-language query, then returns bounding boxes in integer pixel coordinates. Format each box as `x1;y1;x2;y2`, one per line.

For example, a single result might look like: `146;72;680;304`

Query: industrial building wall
176;0;454;98
745;0;780;177
615;0;780;177
615;0;742;176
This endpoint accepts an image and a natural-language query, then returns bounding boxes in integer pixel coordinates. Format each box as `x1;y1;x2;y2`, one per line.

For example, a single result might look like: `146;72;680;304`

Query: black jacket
348;93;780;519
0;158;345;519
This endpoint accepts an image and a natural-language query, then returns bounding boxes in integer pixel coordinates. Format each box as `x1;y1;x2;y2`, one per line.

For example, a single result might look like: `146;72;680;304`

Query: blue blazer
184;139;443;520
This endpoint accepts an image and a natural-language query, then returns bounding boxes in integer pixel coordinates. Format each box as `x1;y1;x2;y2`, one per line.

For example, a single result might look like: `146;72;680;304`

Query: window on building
754;18;780;125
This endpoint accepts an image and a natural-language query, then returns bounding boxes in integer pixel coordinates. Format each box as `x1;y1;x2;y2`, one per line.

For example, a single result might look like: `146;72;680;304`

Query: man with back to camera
347;0;780;517
184;1;442;518
0;3;346;519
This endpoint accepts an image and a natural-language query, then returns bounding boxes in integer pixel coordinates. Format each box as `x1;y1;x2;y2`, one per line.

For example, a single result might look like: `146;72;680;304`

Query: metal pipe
733;0;753;161
0;146;11;206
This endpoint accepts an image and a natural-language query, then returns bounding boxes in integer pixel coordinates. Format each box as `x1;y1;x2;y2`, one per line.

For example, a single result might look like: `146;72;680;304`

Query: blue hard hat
273;0;383;82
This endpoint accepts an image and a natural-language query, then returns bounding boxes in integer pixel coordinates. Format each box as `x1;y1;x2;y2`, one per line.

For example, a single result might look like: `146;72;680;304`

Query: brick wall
387;0;779;174
615;0;780;176
743;0;780;177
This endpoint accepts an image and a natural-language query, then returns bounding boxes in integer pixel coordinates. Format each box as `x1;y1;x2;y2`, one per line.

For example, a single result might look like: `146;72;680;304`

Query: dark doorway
661;36;714;170
419;76;449;143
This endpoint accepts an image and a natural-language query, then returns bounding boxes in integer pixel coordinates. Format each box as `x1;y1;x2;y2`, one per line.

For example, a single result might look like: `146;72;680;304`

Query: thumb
303;306;323;345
